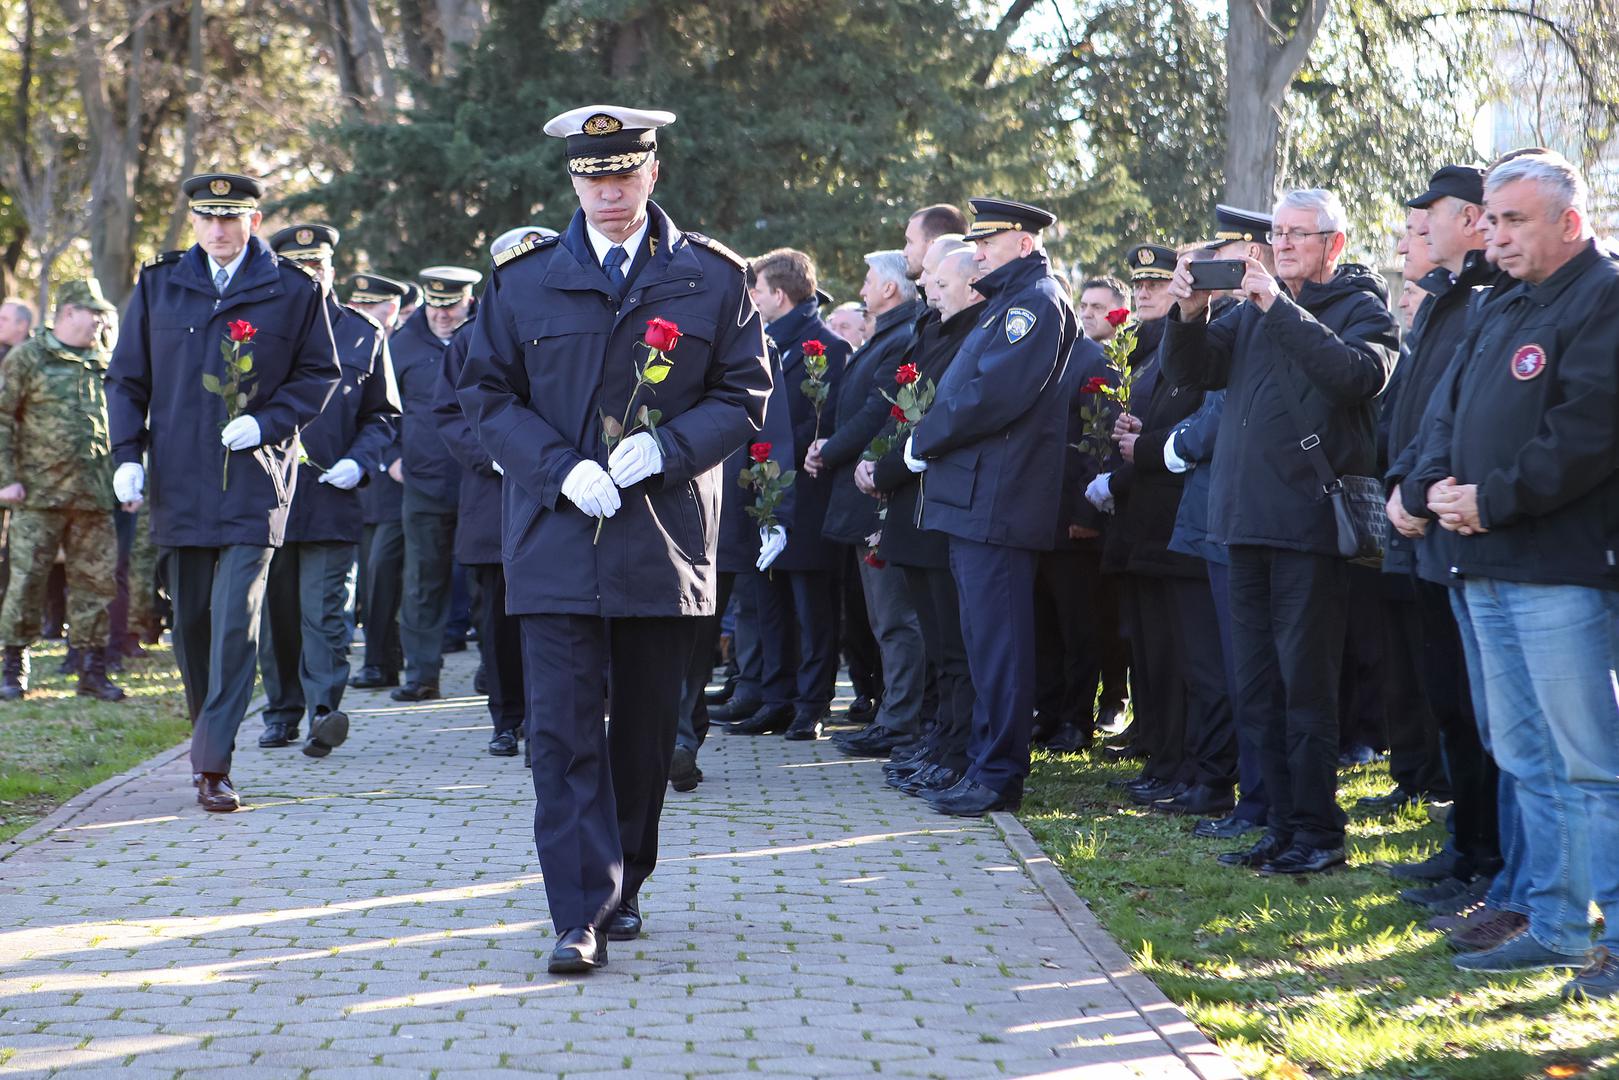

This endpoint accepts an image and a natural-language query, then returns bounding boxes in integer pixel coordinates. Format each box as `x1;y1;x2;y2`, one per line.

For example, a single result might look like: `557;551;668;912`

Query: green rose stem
203;321;258;489
594;325;678;543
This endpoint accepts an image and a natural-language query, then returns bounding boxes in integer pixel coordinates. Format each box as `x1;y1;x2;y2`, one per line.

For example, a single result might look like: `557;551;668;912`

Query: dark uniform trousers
1227;545;1349;849
400;485;455;684
903;565;974;771
950;537;1038;795
1034;548;1101;739
757;570;837;716
1207;561;1268;823
522;613;696;932
839;549;882;701
1167;575;1238;788
1381;575;1448;797
678;572;738;753
1124;576;1188;782
168;545;276;773
472;563;523;735
259;541;357;730
360;520;405;674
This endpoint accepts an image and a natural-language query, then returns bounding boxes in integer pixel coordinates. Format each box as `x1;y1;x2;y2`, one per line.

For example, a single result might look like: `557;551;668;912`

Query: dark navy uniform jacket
433;322;502;566
457;202;771;616
106;235;340;547
283;300;400;545
717;344;797;575
909;252;1078;552
391;305;464;509
766;300;850;571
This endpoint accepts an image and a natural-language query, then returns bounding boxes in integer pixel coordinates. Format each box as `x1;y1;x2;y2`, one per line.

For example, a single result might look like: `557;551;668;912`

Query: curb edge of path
990;811;1248;1080
2;694;267;864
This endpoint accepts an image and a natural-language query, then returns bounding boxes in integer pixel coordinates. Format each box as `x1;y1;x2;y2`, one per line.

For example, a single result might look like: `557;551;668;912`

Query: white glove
903;435;928;474
114;462;146;504
1085;472;1115;514
491;460;504;475
1163;431;1190;474
607;431;664;488
318;458;363;490
220;415;261;451
560;459;621;519
757;525;788;571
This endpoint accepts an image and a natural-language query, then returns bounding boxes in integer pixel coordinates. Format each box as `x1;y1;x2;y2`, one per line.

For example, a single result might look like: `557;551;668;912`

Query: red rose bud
1081;376;1109;394
229;320;257;342
895;363;920;386
749;442;772;463
863;550;887;569
1105;308;1130;328
801;339;826;357
890;404;907;422
644;317;682;352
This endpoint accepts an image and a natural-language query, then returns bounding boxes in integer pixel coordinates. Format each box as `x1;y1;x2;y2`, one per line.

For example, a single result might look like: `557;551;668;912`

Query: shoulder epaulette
141;250;184;271
684;232;748;271
494;233;560;269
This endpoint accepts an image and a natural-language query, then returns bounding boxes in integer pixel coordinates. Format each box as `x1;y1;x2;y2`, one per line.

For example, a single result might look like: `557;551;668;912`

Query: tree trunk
162;0;205;252
435;0;486;73
1221;0;1333;209
398;0;444;80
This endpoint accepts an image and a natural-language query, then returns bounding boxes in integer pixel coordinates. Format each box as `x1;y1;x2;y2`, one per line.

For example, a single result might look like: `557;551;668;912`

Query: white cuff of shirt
1163;432;1190;474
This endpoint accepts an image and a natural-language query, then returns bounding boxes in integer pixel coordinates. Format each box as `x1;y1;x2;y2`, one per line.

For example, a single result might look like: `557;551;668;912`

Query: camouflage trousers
0;508;116;649
127;506;159;634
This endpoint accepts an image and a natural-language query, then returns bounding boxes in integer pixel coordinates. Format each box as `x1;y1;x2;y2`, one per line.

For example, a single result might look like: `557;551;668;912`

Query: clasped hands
1425;476;1485;535
560;432;665;520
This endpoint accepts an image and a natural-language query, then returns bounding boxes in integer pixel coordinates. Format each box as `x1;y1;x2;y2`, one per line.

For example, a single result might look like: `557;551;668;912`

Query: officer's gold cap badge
356;277;369;289
583;114;623;136
1139;249;1156;265
296;228;314;246
210;179;232;196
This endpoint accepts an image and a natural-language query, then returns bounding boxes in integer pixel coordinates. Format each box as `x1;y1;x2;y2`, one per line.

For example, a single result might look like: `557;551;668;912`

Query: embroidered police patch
1005;307;1036;344
1511;343;1547;381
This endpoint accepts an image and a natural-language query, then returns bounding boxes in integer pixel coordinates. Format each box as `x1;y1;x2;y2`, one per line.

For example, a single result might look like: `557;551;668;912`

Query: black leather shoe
1153;784;1236;817
1357;787;1418;813
834;725;909;757
391;681;441;702
1259;843;1347;875
843;695;878;725
730;704;793;735
1045;724;1093;754
1217;829;1290;867
930;778;1021;817
258;720;298;748
705;675;737;705
547;926;607;973
897;763;947;794
669;745;701;792
488;730;520;757
197;774;241;813
351;666;399;689
784;710;824;741
604;905;643;942
1130;780;1186;806
1193;814;1262;840
903;764;962;796
303;709;349;758
709;696;765;723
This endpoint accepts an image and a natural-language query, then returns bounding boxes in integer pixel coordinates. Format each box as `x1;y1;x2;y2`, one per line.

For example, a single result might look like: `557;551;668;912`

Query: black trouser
1227;545;1348;850
1034;546;1102;739
839;548;882;701
520;613;695;932
1124;575;1187;781
1338;564;1387;753
361;520;404;675
1095;561;1131;719
1413;577;1500;877
757;569;837;715
167;545;276;776
902;564;974;772
472;563;523;736
259;541;357;729
677;571;736;753
1382;574;1448;797
400;488;454;685
1169;574;1237;788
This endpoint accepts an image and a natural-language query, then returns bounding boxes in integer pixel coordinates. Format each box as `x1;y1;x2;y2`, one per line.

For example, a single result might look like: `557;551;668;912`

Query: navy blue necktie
603;244;628;293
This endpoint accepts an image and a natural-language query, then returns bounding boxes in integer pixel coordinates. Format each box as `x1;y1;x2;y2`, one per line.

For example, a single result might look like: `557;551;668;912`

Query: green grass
1019;748;1619;1080
0;640;189;843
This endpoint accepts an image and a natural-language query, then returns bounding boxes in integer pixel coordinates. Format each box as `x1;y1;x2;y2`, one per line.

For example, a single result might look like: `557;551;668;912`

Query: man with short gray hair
1164;186;1398;875
1407;150;1619;997
0;299;36;362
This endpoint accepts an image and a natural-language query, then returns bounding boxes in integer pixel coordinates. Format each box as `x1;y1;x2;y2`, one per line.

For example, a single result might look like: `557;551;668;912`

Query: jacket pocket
926;450;979;511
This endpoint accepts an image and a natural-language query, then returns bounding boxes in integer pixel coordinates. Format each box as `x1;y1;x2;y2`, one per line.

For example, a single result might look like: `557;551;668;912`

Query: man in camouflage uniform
0;279;125;701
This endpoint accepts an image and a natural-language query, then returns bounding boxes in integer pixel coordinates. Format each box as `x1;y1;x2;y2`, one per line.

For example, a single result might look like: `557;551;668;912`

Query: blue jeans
1459;579;1619;953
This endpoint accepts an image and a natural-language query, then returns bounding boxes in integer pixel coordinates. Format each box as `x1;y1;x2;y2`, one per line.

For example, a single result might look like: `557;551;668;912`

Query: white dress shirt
209;245;251;293
585;217;650;277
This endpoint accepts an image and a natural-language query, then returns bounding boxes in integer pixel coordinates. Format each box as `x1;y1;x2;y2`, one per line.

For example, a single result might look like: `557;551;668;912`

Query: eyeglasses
1267;229;1335;243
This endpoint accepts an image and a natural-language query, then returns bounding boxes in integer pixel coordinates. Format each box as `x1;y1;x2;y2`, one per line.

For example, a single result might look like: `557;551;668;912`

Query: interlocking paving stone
0;651;1238;1078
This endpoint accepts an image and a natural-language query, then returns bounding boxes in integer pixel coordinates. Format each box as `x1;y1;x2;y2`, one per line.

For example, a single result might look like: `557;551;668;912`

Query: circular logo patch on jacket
1510;343;1546;381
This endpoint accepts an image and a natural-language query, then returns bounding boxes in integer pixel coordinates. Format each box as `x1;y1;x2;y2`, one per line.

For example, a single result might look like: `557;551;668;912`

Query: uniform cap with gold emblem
56;278;118;314
182;172;265;217
543;105;676;177
1203;205;1274;250
1126;244;1178;282
491;225;559;259
269;223;340;262
346;273;408;305
418;266;483;307
964;197;1057;241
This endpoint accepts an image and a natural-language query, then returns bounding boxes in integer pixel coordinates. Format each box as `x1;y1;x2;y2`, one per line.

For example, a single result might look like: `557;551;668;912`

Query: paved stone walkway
0;650;1237;1079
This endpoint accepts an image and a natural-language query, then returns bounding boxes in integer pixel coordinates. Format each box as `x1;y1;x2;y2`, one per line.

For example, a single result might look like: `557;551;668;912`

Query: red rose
863;550;887;569
749;442;772;463
1081;376;1109;394
895;363;920;386
229;320;257;343
1105;308;1130;328
644;317;682;352
890;404;907;422
801;339;826;358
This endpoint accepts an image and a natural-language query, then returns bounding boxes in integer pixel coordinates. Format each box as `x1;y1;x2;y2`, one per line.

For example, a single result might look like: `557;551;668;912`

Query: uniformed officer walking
458;105;770;973
106;172;341;812
257;225;400;757
0;279;126;703
391;266;481;702
903;197;1078;816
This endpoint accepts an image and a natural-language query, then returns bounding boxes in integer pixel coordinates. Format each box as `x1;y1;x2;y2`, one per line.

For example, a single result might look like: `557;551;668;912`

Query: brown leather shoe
196;774;241;813
1449;909;1529;952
